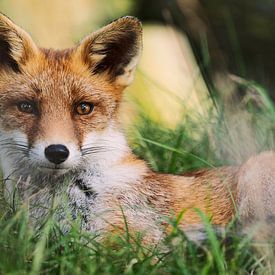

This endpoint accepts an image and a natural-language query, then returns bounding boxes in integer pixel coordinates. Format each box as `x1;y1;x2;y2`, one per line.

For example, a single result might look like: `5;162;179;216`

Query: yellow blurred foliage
128;25;210;128
0;0;132;47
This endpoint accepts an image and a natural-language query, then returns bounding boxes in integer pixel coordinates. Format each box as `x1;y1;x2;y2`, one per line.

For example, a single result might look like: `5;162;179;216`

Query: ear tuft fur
0;13;38;72
0;31;20;72
77;16;142;87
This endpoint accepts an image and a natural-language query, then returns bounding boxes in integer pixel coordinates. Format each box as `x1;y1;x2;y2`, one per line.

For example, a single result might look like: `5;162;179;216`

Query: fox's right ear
75;16;142;88
0;13;38;72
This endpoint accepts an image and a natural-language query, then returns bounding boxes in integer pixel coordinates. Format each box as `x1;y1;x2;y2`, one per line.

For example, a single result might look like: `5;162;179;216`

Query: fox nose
44;144;70;165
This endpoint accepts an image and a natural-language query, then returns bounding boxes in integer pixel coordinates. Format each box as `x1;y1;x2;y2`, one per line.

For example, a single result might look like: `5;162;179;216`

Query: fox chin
0;12;275;243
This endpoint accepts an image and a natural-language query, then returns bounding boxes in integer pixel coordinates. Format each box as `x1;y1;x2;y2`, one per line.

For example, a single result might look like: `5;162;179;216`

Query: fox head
0;13;142;176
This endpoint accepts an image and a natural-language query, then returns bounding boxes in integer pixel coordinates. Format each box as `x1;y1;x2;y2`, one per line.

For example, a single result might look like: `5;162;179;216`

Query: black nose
44;144;70;165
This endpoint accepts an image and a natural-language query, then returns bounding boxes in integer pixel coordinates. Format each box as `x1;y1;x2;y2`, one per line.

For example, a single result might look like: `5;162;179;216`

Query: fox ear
76;16;142;87
0;13;38;72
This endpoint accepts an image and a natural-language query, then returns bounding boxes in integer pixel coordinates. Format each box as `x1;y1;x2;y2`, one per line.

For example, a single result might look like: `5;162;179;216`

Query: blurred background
1;0;275;169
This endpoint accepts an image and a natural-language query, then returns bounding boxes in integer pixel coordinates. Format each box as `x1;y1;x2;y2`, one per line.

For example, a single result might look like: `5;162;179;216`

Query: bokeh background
1;0;275;167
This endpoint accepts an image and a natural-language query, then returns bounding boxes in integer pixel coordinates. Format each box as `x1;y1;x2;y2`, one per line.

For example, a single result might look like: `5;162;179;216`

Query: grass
1;80;275;274
0;204;260;274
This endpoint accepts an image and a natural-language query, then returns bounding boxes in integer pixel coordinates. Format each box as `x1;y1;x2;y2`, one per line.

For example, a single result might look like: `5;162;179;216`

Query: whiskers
0;138;35;159
81;139;127;157
81;146;112;156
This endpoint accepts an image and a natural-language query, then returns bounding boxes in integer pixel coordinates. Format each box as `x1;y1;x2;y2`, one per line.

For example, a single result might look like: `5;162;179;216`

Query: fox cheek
0;130;29;164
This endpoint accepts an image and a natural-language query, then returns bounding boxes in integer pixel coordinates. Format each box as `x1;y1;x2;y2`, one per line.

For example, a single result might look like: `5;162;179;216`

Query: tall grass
0;201;262;274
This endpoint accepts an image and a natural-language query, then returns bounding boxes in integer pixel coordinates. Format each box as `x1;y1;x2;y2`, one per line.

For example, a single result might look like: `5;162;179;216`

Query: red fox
0;13;274;242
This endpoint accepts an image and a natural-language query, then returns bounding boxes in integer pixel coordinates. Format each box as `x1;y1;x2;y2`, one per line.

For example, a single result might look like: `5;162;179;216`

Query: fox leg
237;151;275;239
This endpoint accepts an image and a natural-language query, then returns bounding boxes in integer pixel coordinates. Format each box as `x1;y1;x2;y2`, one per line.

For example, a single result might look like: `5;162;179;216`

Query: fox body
0;13;274;242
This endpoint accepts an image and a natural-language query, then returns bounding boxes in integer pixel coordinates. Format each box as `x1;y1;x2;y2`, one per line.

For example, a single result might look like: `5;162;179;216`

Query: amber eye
17;101;35;114
75;102;94;115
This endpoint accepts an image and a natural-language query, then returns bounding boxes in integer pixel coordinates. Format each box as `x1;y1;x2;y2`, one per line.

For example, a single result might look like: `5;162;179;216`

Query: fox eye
17;101;35;114
75;102;94;115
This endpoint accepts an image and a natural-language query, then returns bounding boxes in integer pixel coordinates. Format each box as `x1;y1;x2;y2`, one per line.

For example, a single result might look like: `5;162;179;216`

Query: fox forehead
0;48;118;101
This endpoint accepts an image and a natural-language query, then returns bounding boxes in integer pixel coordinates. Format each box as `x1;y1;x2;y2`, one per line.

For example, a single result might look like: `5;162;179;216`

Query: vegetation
0;206;260;274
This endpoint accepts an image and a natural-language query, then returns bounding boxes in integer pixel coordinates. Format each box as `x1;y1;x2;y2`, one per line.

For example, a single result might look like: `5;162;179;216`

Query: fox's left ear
75;16;142;87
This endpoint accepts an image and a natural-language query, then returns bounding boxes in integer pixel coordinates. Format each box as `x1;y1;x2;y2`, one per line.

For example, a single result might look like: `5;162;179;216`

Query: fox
0;12;275;243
